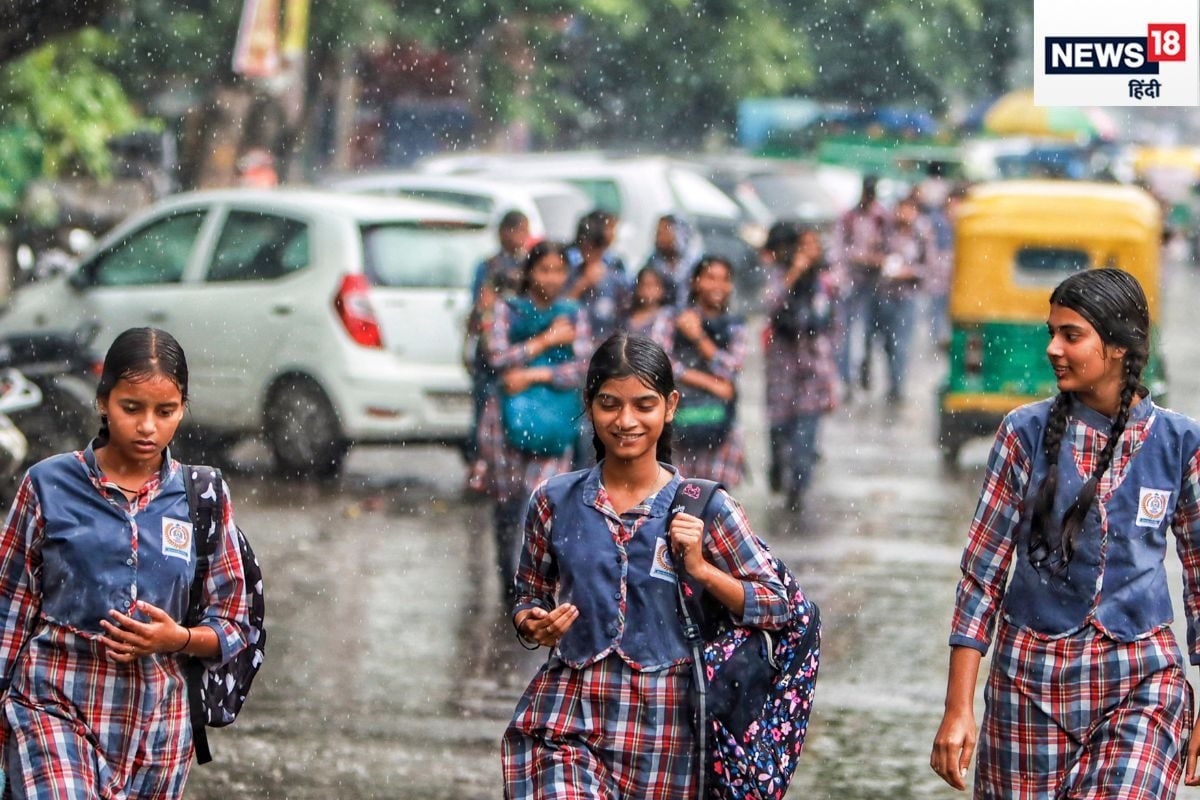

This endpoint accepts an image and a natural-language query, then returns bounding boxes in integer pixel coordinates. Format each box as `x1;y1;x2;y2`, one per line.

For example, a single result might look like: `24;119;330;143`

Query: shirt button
613;591;621;600
125;559;134;566
607;626;618;637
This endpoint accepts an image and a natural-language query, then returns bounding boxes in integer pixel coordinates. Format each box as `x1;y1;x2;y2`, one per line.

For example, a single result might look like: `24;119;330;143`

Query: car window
207;211;310;282
1014;247;1090;284
668;169;742;219
361;223;493;288
564;179;622;214
89;211;206;287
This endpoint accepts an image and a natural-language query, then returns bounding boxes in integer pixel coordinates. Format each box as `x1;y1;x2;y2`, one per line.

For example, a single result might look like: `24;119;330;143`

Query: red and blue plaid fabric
976;622;1191;799
673;428;746;489
0;456;249;798
502;655;696;800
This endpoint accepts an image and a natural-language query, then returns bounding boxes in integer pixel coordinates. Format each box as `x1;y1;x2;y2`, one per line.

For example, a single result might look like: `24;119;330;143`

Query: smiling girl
931;269;1200;798
501;332;791;799
0;327;250;797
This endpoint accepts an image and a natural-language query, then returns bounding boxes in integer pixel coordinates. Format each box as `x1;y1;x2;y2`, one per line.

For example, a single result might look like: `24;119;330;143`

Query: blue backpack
671;478;821;799
500;297;582;457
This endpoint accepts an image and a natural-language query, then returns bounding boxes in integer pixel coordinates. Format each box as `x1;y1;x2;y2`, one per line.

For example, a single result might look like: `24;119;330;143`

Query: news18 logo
1035;0;1198;106
1045;25;1186;74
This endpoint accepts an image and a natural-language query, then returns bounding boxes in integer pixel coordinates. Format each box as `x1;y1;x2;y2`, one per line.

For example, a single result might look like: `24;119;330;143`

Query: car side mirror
67;265;92;292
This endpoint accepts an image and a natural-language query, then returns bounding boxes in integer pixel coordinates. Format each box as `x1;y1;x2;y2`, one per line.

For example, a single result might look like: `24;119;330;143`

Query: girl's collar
1069;390;1153;429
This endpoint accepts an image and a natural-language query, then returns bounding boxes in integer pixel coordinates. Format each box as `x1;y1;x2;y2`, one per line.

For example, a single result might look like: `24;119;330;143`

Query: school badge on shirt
650;537;677;583
161;517;193;561
1136;487;1173;528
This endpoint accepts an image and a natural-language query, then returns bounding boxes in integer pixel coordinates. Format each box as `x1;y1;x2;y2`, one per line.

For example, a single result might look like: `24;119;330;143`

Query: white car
322;173;592;244
417;153;746;269
0;189;494;476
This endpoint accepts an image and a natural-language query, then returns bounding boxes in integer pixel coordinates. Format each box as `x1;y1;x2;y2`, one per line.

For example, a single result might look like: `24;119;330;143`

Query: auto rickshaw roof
958;180;1161;238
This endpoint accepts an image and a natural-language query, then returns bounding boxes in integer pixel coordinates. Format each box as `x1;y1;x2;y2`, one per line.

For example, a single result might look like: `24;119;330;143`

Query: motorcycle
0;368;44;507
0;327;99;469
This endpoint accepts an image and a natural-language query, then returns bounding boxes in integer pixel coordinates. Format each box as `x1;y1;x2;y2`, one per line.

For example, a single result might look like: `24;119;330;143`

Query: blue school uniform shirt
950;395;1200;663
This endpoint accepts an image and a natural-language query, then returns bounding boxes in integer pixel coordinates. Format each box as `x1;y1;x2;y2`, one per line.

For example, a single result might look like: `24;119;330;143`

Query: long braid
1028;391;1073;566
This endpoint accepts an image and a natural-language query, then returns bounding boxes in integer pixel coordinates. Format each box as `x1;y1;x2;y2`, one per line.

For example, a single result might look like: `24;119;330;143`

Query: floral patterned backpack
671;478;821;800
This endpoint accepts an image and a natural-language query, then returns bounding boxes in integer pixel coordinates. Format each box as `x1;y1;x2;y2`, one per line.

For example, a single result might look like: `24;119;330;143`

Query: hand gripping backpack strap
183;464;222;765
669;477;723;800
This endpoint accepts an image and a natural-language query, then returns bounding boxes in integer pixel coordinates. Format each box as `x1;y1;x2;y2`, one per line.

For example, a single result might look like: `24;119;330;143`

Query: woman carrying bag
478;241;593;601
501;332;791;799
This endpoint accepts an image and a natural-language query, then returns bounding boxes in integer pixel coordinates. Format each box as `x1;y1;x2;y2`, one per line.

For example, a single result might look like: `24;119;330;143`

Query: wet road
187;262;1200;799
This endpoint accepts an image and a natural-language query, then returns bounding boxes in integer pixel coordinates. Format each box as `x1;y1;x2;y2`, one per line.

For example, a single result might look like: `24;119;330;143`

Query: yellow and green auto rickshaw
939;180;1166;466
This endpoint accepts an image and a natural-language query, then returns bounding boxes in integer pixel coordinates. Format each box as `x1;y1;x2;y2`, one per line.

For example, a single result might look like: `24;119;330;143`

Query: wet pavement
186;262;1200;799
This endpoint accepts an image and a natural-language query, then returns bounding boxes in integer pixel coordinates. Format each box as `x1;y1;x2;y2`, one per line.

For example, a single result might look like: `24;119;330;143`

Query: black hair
517;240;566;296
764;221;800;260
1028;268;1150;571
498;210;529;231
574;210;610;250
686;255;735;309
631;265;668;312
95;327;189;446
584;332;675;464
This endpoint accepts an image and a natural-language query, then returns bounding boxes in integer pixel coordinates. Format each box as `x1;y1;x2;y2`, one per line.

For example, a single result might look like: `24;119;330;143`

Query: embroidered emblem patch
650;537;677;583
1136;487;1173;528
161;517;193;561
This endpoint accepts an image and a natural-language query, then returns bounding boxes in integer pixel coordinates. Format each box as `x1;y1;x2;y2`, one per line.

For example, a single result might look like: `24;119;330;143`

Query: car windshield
360;222;492;289
748;173;835;220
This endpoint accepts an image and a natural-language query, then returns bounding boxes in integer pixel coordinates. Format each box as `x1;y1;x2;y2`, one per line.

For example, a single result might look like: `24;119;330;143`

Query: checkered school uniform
761;269;840;424
503;468;791;799
0;448;250;799
951;398;1200;799
669;311;748;488
477;297;593;503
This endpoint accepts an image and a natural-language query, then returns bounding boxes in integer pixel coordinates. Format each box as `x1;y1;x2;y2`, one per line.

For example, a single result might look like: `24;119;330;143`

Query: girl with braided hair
931;268;1200;798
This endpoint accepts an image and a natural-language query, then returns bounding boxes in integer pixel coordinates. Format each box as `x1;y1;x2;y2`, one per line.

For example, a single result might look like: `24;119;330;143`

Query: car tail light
334;274;383;349
964;332;984;374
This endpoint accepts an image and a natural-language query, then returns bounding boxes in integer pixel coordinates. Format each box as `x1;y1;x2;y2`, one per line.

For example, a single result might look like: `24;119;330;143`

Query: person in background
833;175;889;396
644;213;701;307
465;211;531;489
624;265;675;350
478;242;592;601
863;194;934;406
670;256;747;488
759;221;800;493
566;212;630;347
762;228;840;514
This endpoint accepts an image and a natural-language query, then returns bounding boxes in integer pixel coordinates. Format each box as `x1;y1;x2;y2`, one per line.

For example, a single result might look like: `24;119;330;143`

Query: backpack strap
182;464;223;766
669;477;723;800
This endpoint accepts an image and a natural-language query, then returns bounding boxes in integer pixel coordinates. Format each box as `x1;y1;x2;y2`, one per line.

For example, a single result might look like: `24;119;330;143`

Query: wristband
172;626;192;654
514;616;541;650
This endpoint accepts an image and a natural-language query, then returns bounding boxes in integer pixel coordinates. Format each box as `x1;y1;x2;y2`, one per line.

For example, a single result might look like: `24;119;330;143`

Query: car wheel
265;377;347;478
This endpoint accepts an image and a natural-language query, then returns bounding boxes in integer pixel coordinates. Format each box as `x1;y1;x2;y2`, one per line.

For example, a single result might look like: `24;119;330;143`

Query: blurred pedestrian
465;211;531;488
0;327;250;797
502;332;792;799
566;212;630;346
644;214;701;307
920;185;962;350
863;194;934;405
762;228;840;513
759;221;800;492
625;265;675;349
670;256;747;488
833;175;889;393
477;242;592;600
932;268;1200;797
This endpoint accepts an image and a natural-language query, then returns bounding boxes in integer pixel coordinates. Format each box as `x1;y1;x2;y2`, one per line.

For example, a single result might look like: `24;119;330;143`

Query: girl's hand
675;309;703;342
99;601;188;663
516;603;579;647
669;512;708;578
541;316;576;348
930;706;976;791
1185;716;1200;785
504;369;536;395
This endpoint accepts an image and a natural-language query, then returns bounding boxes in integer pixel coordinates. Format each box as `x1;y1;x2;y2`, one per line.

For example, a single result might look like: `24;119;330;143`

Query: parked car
417;152;750;272
0;189;494;476
321;172;592;244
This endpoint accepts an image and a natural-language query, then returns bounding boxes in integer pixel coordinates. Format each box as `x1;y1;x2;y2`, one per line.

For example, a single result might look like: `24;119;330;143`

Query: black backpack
182;465;267;764
671;478;821;799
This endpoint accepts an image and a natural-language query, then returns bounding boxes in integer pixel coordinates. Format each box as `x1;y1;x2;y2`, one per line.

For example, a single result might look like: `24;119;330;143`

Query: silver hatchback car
0;189;494;476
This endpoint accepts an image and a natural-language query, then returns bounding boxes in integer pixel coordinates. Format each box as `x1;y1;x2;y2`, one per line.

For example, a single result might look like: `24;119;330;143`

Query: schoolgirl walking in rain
477;241;592;600
931;268;1200;798
502;332;791;799
0;327;250;797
